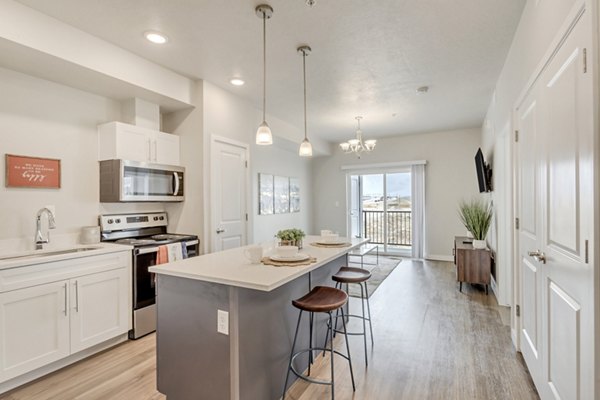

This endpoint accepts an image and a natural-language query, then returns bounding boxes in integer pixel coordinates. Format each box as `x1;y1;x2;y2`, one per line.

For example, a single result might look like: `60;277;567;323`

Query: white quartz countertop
149;236;369;292
0;242;133;270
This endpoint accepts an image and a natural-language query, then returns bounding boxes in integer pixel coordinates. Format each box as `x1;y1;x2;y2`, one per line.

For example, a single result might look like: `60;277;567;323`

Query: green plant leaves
458;199;493;240
276;228;306;241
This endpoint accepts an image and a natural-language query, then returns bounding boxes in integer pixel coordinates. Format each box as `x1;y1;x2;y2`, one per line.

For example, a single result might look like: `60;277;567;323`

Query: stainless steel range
100;212;199;339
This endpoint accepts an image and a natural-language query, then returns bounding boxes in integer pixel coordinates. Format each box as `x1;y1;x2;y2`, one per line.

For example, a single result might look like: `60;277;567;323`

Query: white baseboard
424;254;454;262
0;334;128;395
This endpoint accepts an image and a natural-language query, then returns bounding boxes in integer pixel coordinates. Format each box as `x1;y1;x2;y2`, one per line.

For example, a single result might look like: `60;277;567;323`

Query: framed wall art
259;173;274;215
5;154;61;189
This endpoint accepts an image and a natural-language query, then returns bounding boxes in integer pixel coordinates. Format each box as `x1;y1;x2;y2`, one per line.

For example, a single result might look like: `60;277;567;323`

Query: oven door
133;240;199;310
133;246;159;310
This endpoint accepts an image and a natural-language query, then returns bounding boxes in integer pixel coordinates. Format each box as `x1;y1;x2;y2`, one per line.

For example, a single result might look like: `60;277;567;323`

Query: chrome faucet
35;208;56;250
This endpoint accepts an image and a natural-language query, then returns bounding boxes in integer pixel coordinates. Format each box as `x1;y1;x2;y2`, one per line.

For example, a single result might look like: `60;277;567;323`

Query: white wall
311;127;481;259
482;0;584;306
0;67;163;250
251;141;312;243
163;81;204;239
202;81;313;248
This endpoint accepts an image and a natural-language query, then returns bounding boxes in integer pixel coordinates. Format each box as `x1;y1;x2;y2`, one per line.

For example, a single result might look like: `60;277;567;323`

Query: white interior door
517;85;542;387
211;137;248;252
517;10;594;399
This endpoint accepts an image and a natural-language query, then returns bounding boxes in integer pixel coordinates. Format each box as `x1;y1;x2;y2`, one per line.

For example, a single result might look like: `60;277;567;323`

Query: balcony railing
362;210;412;246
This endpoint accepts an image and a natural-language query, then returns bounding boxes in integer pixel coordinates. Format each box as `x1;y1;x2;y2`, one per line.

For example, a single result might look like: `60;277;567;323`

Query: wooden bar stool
282;286;356;400
325;267;374;366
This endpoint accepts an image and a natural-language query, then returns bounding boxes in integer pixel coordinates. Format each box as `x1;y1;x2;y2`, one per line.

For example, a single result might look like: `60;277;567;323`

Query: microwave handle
173;172;180;195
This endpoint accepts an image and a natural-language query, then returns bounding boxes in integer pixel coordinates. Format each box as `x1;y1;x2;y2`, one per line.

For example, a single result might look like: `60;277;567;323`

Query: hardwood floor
0;259;539;400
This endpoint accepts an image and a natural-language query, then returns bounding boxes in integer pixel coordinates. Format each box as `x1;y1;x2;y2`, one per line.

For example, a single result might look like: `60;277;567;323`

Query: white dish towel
167;243;184;262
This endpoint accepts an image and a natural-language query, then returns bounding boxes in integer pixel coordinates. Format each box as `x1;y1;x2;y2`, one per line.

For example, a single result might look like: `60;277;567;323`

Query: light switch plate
217;310;229;335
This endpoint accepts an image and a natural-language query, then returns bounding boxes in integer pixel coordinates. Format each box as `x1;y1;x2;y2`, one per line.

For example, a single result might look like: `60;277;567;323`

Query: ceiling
17;0;525;143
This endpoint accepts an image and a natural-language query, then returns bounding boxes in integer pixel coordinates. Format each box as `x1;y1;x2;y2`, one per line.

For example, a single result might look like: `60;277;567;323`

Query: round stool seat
292;286;348;313
332;267;371;283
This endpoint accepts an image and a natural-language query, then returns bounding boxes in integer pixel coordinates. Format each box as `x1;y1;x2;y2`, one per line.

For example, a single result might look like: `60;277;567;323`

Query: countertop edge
150;239;368;292
0;243;133;270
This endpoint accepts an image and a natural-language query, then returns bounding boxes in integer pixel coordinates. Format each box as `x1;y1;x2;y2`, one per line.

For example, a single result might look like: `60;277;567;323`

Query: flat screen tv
475;148;492;192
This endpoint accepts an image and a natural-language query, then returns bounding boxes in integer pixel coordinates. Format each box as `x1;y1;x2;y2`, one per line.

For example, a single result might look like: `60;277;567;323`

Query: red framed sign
5;154;61;189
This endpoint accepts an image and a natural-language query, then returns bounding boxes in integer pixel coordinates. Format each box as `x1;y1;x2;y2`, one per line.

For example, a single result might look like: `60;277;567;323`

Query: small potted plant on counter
276;228;306;249
458;198;493;249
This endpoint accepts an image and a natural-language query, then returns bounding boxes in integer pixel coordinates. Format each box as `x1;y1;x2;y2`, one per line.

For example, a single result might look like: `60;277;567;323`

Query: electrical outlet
217;310;229;335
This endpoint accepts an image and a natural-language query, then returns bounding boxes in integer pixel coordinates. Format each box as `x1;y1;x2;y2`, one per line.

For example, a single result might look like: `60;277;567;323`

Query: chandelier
339;116;376;157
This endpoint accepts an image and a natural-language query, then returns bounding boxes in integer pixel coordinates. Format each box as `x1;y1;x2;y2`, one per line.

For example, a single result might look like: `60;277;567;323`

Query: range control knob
107;219;114;224
115;219;121;223
159;216;165;221
154;216;159;221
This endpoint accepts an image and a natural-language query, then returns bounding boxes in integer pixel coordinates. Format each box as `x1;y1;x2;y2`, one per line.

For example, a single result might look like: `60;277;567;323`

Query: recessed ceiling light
230;78;245;86
144;31;168;44
416;86;429;94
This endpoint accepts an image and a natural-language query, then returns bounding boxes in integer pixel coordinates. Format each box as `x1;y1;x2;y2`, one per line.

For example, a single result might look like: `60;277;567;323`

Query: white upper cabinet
98;121;180;166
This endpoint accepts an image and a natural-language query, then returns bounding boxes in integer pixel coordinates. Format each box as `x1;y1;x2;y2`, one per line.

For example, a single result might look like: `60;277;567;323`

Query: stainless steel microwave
100;160;184;202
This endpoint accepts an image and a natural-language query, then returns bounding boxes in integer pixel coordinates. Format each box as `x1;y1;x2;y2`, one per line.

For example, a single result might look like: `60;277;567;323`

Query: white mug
320;229;332;237
244;245;263;264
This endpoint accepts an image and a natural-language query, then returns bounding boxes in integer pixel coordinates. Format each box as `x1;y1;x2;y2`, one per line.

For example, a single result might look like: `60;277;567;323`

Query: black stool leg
282;310;303;400
340;307;356;391
364;282;374;345
308;312;313;375
328;311;335;400
359;282;368;366
333;282;341;338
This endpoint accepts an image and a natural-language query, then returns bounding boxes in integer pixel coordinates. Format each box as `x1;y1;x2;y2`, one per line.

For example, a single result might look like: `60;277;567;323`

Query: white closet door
517;10;594;399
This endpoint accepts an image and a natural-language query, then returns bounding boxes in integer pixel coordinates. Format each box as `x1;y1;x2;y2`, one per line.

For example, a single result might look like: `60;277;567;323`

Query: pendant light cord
302;50;307;140
262;12;267;122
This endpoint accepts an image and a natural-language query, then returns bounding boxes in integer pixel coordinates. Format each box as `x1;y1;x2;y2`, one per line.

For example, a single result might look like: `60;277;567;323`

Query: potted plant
458;199;493;249
276;228;306;249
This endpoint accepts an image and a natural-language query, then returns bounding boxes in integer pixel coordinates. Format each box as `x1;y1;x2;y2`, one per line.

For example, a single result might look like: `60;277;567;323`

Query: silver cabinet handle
528;250;547;264
147;139;152;162
74;280;79;312
63;283;68;316
154;140;158;162
216;228;225;234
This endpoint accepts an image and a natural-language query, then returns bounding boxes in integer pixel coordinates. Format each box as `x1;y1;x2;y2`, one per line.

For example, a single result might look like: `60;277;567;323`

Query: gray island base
150;237;368;400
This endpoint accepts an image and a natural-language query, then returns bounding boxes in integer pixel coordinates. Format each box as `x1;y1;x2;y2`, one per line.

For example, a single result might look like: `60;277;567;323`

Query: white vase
472;239;486;249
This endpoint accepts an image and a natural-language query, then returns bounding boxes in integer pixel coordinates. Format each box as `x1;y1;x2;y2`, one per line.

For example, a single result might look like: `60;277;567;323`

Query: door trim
209;135;250;254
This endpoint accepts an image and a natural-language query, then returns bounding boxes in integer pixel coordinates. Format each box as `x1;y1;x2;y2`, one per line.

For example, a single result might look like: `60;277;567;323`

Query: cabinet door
154;132;180;165
0;281;70;382
116;125;152;162
70;268;129;353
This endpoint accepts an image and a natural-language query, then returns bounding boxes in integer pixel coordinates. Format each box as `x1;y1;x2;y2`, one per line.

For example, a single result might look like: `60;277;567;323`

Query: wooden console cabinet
453;236;492;294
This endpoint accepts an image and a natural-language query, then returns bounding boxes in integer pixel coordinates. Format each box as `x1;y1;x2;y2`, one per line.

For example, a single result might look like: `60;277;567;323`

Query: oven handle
137;246;160;255
136;240;197;255
173;172;180;196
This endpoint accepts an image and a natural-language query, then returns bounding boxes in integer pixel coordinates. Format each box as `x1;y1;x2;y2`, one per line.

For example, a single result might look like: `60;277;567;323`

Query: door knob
528;250;547;264
216;228;225;234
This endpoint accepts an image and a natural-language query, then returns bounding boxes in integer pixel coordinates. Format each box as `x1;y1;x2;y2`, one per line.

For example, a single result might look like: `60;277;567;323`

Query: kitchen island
149;236;368;400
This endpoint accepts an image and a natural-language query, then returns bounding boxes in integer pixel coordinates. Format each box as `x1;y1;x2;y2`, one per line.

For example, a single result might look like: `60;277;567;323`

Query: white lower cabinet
0;281;70;382
70;268;129;354
0;251;131;385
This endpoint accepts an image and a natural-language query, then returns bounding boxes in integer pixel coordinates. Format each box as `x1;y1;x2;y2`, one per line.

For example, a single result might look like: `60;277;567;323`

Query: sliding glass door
349;170;412;254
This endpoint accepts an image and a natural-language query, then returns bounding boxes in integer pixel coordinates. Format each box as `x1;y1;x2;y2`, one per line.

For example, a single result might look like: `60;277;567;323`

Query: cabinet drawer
0;252;130;293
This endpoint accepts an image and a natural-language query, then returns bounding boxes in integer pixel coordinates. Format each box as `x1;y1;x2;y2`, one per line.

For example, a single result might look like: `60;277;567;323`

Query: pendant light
255;5;274;145
298;45;313;157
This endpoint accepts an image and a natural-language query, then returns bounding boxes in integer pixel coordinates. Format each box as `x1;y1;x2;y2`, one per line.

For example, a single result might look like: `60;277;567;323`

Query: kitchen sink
0;247;102;261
